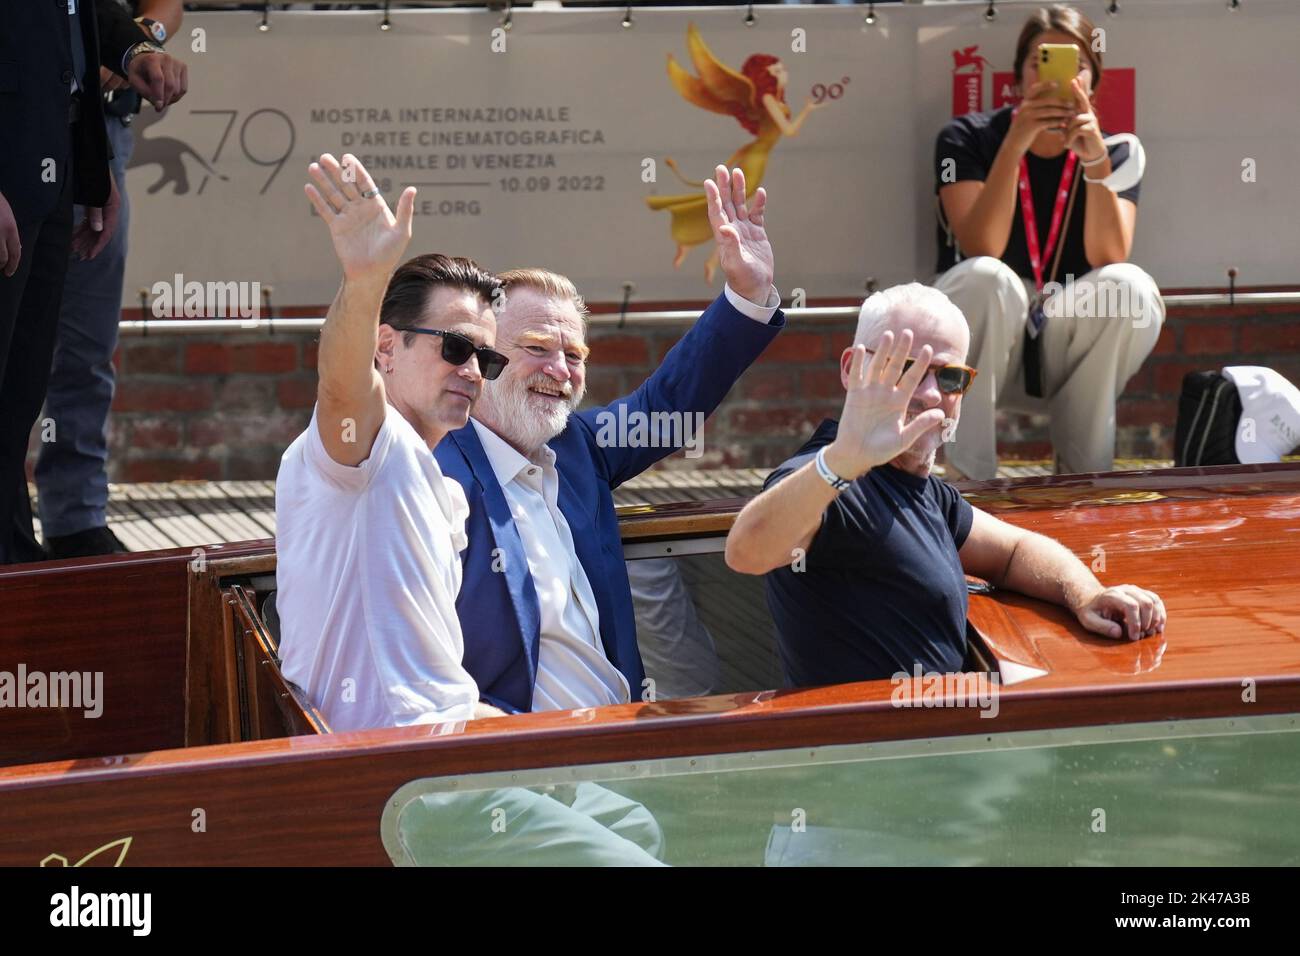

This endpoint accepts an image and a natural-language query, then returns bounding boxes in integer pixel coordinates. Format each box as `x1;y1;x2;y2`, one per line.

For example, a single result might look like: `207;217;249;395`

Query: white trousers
933;256;1165;479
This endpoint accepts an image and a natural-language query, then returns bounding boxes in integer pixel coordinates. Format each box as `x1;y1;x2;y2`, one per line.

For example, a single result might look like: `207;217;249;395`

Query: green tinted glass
382;714;1300;866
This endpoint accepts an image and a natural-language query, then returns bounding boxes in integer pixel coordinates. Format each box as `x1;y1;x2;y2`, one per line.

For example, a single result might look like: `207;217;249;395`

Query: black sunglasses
395;327;509;381
862;349;979;396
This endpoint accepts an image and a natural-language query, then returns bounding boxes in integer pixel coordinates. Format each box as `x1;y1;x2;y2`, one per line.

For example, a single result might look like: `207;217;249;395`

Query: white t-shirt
275;403;479;732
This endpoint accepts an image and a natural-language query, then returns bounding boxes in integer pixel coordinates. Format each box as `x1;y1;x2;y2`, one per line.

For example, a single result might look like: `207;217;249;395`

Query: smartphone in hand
1038;44;1080;103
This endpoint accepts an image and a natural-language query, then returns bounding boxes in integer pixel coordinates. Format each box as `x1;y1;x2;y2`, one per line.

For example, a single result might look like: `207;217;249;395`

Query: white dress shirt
471;282;779;711
726;283;782;321
472;420;631;711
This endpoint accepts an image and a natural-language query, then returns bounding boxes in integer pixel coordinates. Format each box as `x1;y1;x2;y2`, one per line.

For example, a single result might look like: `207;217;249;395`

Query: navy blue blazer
0;0;145;222
435;292;785;713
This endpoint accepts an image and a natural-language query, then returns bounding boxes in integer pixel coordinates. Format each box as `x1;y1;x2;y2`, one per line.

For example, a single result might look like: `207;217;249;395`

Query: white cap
1221;366;1300;464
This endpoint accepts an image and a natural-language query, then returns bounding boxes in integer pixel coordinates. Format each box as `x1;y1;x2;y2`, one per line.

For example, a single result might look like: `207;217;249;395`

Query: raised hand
305;153;416;281
1064;75;1107;164
1005;80;1075;157
823;330;946;479
704;165;773;304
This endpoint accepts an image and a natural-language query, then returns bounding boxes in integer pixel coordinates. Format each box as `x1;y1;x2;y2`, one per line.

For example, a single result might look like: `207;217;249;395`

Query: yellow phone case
1038;44;1080;101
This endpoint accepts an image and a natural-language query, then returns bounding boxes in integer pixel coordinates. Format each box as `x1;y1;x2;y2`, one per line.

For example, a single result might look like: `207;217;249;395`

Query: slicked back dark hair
379;253;502;347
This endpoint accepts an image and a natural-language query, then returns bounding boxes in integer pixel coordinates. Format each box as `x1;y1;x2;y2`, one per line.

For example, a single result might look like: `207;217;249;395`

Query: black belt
68;91;82;125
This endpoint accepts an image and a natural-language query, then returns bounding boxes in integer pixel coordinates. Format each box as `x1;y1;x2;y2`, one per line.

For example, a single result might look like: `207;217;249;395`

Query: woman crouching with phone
933;3;1163;480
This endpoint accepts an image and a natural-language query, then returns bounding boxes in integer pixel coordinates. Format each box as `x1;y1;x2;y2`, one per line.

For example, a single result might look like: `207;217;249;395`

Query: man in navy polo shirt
725;283;1165;688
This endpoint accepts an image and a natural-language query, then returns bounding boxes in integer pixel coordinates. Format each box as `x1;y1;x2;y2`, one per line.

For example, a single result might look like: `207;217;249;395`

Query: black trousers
0;153;75;564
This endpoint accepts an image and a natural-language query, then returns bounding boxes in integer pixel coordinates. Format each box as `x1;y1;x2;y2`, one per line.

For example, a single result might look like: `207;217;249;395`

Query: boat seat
229;586;330;738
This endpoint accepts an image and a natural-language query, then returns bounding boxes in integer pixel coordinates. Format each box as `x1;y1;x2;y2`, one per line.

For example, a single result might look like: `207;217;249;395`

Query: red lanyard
1017;150;1078;292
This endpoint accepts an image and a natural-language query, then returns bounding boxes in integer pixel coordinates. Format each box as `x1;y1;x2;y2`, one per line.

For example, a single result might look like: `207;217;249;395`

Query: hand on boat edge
1074;584;1167;642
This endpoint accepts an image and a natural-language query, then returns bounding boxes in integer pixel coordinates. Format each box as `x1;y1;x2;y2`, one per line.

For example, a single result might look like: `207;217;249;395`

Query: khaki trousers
933;256;1165;479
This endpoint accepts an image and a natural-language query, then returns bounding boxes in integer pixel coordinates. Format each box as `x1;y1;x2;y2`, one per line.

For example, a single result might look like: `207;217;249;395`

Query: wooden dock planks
31;461;1176;552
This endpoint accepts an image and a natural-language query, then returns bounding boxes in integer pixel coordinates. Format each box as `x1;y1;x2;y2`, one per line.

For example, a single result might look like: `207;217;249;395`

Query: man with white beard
725;282;1166;689
434;166;785;714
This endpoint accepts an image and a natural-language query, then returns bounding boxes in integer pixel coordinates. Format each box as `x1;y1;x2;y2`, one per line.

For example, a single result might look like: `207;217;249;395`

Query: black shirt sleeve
96;0;147;79
934;480;975;550
762;456;802;492
935;114;991;187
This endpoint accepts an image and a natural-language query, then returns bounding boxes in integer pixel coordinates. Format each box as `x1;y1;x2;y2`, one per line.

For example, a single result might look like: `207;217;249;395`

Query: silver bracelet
814;446;851;492
1080;150;1109;168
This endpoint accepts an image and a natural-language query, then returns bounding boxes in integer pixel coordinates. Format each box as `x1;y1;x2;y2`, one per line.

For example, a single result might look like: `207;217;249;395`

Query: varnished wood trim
616;507;740;540
6;673;1299;788
967;594;1047;673
230;586;329;738
0;557;188;766
0;677;1295;865
199;549;277;576
184;564;242;746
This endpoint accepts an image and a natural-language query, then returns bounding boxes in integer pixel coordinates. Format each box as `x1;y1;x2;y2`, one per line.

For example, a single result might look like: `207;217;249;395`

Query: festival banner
121;1;1300;309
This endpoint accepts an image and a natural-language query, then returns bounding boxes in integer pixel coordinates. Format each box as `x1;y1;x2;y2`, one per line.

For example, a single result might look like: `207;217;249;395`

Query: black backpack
1174;370;1243;467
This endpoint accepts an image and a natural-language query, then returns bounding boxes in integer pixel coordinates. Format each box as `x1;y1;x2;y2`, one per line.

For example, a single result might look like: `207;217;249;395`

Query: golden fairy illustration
646;23;822;283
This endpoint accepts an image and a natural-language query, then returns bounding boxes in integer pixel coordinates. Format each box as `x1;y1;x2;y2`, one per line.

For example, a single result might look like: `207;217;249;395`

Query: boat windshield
381;713;1300;866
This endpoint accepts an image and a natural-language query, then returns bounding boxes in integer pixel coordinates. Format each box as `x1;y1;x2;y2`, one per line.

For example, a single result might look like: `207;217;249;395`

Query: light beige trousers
933;256;1165;479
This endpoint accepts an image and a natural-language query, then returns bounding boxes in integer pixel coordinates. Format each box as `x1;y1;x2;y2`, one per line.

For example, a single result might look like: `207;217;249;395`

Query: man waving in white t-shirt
273;155;669;865
276;153;512;732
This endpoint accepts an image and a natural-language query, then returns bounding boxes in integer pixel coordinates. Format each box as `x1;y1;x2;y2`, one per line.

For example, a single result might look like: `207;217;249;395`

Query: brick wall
26;303;1300;482
1026;304;1300;460
101;336;320;481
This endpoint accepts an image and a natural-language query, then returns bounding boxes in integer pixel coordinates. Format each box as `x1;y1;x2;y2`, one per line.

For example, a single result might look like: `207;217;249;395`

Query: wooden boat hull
3;462;1299;866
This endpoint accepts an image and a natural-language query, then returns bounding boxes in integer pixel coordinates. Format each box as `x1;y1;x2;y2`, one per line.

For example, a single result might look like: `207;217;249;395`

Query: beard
476;370;586;456
895;405;947;474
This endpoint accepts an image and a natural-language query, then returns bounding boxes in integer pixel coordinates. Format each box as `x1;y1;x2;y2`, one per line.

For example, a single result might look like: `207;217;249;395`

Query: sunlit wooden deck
32;460;1177;552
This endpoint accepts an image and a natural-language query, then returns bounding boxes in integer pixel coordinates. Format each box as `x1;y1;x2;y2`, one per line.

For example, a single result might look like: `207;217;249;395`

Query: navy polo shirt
762;419;974;687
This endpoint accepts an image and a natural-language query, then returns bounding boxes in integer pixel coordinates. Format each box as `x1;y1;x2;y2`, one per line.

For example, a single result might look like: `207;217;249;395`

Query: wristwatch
122;40;165;75
135;17;167;44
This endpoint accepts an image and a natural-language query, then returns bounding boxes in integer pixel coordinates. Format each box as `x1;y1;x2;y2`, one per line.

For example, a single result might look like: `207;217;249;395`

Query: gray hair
853;282;967;349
